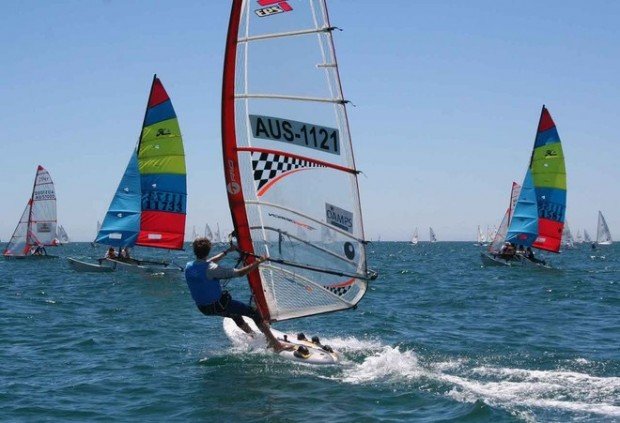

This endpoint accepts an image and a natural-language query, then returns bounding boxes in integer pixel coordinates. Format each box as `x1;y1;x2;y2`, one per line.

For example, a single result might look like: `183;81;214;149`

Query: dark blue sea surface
1;242;618;422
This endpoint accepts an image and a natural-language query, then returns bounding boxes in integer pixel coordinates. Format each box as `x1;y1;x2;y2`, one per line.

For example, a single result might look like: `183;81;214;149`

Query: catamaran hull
597;241;613;245
480;252;551;269
105;259;183;275
67;257;115;273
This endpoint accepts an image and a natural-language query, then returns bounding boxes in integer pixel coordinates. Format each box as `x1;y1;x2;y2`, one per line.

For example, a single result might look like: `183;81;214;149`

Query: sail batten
223;0;370;322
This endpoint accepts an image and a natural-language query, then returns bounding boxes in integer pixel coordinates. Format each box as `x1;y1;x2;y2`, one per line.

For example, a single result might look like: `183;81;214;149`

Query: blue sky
1;1;618;241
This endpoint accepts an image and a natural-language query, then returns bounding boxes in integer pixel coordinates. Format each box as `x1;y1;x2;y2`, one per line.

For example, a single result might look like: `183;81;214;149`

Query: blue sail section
95;152;141;247
506;169;539;247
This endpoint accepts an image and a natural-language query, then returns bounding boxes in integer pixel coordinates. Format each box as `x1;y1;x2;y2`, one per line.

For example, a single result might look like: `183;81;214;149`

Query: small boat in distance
411;228;419;245
429;227;437;243
3;166;60;259
596;211;613;245
561;221;575;249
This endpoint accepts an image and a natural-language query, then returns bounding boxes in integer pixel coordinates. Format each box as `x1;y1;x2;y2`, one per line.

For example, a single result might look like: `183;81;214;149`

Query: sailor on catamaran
185;237;289;352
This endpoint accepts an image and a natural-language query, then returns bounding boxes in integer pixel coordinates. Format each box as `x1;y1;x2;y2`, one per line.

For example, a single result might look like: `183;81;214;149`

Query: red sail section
148;78;170;107
137;211;185;248
222;0;271;321
533;218;563;252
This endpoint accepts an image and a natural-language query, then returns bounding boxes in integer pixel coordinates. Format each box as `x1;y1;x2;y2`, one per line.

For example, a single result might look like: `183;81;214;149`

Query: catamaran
596;211;613;245
220;0;376;364
429;227;437;243
4;166;60;259
481;106;566;268
68;75;187;274
411;227;419;245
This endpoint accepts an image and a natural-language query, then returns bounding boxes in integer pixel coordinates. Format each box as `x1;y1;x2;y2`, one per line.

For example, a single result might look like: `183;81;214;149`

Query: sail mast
222;0;270;320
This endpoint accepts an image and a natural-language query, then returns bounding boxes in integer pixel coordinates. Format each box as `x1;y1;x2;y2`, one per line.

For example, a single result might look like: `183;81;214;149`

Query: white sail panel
30;166;58;246
223;0;370;321
597;211;613;244
3;202;32;256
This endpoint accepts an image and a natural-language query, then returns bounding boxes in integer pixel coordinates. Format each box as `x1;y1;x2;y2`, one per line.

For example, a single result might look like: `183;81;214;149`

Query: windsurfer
185;238;290;353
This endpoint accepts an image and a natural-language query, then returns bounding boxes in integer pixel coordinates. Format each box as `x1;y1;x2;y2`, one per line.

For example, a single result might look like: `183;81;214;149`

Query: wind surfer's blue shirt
185;260;237;306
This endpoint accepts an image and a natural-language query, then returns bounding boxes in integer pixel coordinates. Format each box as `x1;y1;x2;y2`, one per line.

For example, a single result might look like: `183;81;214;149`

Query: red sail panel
222;0;271;321
148;78;170;108
533;218;563;252
137;211;186;249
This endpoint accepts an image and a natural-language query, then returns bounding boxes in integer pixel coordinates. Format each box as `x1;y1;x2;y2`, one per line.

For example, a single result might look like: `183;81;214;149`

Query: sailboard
221;0;376;362
502;105;566;265
596;211;613;245
4;166;59;259
69;75;187;274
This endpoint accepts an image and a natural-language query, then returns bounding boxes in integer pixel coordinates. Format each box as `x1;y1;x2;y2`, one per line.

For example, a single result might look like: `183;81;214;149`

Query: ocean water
1;242;618;422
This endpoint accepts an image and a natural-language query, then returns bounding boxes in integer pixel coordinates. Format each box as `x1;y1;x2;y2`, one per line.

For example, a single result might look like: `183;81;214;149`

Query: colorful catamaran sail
95;75;186;252
222;0;375;322
4;166;59;257
506;106;566;253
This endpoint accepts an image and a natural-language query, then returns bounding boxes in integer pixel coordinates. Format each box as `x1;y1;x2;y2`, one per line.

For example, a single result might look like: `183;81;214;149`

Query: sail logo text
326;203;353;233
255;0;293;17
227;159;241;195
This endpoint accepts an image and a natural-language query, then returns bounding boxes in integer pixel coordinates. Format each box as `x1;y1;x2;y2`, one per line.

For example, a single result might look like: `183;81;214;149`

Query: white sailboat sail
191;225;199;241
596;211;613;245
583;229;593;243
561;221;575;248
411;227;419;245
4;166;58;257
204;224;213;240
575;229;583;244
489;182;521;253
476;226;484;244
222;0;374;322
429;227;437;242
57;225;70;244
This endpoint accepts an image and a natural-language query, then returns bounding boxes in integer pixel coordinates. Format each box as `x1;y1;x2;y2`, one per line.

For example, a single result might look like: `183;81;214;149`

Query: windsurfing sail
584;229;593;243
4;166;58;256
597;211;613;245
411;228;419;244
95;75;187;250
489;181;521;253
506;106;566;253
222;0;373;322
429;227;437;242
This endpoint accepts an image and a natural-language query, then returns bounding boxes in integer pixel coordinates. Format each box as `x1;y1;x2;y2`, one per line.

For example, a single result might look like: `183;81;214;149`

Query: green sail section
531;141;566;190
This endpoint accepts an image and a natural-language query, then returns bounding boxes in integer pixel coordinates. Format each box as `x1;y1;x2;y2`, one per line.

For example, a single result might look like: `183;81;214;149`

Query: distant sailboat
575;229;584;244
3;166;60;259
583;229;593;243
596;211;613;245
69;75;187;273
561;221;575;249
57;225;70;244
411;228;419;245
483;182;521;262
475;225;486;246
190;225;199;241
429;227;437;243
204;224;214;241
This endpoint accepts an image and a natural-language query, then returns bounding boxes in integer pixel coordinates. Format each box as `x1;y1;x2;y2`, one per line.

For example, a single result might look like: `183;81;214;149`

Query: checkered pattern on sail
251;152;322;192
